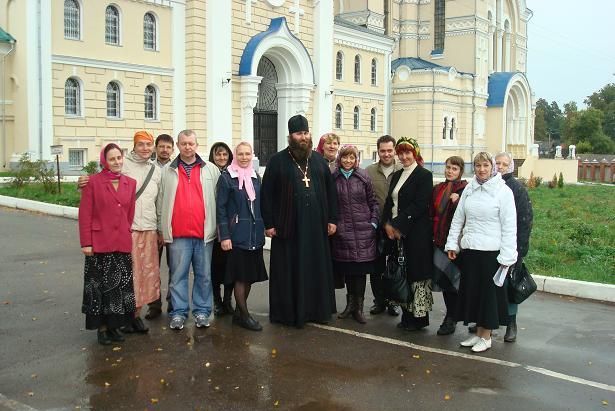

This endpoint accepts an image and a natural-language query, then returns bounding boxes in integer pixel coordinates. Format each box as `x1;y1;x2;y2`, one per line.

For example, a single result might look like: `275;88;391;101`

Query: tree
562;101;578;144
585;83;615;142
534;106;548;141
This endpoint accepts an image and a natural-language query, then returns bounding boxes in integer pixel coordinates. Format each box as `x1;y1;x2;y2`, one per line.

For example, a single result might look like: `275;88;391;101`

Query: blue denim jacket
215;170;265;250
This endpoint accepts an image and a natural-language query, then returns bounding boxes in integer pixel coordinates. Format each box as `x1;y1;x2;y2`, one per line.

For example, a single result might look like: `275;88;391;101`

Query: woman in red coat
78;143;137;345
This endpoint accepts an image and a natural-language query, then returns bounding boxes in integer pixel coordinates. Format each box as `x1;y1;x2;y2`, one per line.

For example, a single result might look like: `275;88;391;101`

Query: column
312;0;334;138
239;75;262;151
171;1;186;138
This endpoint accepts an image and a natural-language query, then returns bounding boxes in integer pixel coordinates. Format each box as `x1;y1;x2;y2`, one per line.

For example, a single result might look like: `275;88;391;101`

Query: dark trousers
370;253;386;306
148;244;171;310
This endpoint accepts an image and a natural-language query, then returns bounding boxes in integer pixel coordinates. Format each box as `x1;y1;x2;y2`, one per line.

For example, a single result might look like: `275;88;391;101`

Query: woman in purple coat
331;145;380;324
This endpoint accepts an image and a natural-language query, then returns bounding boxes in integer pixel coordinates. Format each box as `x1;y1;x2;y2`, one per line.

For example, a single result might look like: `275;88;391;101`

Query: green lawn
525;184;615;285
0;183;81;207
0;182;613;284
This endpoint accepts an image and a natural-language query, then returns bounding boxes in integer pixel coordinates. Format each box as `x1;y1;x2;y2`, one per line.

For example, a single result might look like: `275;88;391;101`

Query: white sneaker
471;338;492;353
194;314;211;328
460;335;481;347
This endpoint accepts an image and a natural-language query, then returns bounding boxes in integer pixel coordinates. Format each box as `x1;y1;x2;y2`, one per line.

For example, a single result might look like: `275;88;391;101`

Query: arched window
105;5;120;45
144;85;157;120
335;104;343;129
370;108;376;132
335;51;343;80
442;117;448;139
353;106;360;130
65;78;81;116
450;118;455;139
371;58;377;86
64;0;80;40
434;0;445;52
354;55;361;83
106;81;121;118
143;12;156;50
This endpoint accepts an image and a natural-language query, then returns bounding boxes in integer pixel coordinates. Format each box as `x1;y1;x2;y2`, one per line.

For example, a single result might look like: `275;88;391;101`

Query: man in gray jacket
366;135;402;316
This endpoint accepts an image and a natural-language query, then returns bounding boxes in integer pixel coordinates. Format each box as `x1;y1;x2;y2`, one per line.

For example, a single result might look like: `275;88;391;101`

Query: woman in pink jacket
78;143;137;345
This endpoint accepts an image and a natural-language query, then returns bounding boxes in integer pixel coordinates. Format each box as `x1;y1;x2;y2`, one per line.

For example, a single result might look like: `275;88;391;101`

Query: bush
10;153;57;193
548;173;557;188
527;172;536;189
558;172;564;188
518;177;528;187
11;153;36;188
534;176;543;187
82;161;99;175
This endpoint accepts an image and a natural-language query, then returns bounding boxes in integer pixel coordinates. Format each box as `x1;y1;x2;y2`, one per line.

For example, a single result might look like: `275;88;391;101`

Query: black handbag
383;240;409;303
508;262;537;304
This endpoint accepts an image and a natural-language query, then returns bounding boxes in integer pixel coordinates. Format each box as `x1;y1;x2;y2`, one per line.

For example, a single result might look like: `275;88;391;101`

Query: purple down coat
331;167;380;262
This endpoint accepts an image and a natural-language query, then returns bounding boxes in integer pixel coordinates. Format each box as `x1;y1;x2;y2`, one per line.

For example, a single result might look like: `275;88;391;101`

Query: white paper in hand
493;265;509;287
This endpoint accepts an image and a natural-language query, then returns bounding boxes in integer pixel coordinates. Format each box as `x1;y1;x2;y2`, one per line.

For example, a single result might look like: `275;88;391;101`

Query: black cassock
261;149;338;327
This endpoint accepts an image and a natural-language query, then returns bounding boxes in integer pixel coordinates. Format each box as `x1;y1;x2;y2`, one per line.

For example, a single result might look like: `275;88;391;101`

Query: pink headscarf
99;143;122;180
228;142;256;202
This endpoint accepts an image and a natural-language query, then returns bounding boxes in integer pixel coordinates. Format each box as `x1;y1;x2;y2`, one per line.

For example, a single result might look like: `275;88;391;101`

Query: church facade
0;0;534;173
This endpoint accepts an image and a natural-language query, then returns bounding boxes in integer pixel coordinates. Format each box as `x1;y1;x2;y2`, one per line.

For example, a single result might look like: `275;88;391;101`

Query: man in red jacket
157;130;220;330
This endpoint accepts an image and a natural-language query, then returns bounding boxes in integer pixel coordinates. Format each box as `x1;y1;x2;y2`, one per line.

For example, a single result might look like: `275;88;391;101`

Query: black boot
370;302;386;315
213;294;224;317
437;316;456;336
222;287;234;315
352;297;367;324
504;317;517;342
337;294;354;319
97;329;112;346
107;328;125;342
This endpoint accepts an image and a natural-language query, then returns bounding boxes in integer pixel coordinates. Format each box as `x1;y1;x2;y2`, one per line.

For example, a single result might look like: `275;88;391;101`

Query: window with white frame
450;118;455;139
336;51;343;80
105;5;120;45
69;148;86;168
106;81;121;118
442;117;448;139
370;108;376;132
354;55;361;83
64;0;80;40
144;85;157;120
143;12;156;50
371;58;377;86
65;78;81;116
335;104;343;129
353;106;360;130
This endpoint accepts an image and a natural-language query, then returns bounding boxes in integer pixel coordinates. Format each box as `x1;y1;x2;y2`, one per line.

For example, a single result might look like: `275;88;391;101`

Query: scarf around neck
99;143;122;181
228;143;256;202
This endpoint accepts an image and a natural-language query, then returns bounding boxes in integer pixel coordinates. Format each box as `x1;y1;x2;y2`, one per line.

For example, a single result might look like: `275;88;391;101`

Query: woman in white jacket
445;152;517;353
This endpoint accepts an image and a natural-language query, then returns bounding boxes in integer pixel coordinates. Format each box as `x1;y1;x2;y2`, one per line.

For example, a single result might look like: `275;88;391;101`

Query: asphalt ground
0;207;614;411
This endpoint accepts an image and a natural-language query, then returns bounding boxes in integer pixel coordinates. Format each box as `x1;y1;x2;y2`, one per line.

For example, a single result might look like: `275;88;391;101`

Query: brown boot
337;294;354;319
352;297;367;324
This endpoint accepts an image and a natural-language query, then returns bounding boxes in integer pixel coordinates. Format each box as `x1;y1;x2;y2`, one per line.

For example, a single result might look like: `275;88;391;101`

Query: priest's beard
288;136;313;162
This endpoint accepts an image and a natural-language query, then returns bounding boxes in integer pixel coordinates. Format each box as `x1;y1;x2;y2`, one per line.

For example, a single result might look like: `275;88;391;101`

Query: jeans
168;238;213;319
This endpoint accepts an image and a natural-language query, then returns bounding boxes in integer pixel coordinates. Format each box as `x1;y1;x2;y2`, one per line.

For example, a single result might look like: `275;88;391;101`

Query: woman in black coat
382;137;434;331
495;152;533;342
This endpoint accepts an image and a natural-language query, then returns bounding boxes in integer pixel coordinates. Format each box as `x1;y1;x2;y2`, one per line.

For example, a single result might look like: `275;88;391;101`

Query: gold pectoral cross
302;174;311;187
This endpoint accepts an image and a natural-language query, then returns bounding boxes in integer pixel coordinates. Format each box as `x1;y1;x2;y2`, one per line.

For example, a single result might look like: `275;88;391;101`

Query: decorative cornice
337;10;385;34
334;23;395;54
334;89;386;101
52;55;174;76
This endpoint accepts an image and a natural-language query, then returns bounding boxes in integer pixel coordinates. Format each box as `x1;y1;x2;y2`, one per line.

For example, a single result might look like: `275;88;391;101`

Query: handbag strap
135;164;155;200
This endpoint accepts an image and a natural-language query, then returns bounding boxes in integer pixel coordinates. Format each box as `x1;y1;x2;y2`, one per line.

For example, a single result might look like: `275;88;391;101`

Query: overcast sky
526;0;615;108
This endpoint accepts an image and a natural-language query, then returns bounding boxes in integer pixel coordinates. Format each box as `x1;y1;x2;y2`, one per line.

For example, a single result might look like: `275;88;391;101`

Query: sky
526;0;615;108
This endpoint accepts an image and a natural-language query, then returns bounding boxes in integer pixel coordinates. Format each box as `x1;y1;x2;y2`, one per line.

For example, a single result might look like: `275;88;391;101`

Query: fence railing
578;159;615;183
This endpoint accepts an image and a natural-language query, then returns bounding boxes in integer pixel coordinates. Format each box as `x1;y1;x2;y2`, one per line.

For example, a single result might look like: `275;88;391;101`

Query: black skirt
333;260;375;289
455;250;509;330
224;247;268;284
211;240;229;286
82;252;136;330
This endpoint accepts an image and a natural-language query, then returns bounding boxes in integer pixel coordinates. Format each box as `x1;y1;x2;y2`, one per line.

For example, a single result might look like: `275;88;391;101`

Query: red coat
78;173;136;253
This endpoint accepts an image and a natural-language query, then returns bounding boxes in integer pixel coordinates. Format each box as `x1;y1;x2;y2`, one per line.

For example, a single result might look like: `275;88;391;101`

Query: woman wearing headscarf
331;145;380;324
382;137;434;331
445;152;517;353
495;152;533;342
216;142;268;331
120;131;162;334
209;142;235;316
315;133;340;172
79;143;137;345
430;156;467;336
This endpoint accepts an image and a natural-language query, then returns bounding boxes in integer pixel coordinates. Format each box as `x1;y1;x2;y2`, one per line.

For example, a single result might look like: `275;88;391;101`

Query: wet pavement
1;207;614;411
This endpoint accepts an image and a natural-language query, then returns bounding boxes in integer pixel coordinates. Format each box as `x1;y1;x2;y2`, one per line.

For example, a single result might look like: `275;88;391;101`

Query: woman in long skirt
78;143;137;345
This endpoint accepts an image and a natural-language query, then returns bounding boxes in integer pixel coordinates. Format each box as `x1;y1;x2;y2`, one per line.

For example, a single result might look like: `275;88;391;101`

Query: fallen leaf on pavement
412;354;420;359
271;348;277;355
602;400;608;406
426;369;431;374
104;382;111;387
31;374;37;379
27;392;34;397
112;347;121;351
204;362;211;368
32;317;37;321
274;400;279;406
150;398;159;404
160;379;165;384
155;347;163;351
444;394;451;400
1;300;10;305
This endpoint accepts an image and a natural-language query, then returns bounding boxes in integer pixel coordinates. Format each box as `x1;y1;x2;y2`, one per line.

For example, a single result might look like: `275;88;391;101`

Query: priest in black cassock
261;114;338;328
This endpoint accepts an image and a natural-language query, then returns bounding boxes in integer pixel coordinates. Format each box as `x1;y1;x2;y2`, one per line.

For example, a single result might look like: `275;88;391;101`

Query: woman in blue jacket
216;142;268;331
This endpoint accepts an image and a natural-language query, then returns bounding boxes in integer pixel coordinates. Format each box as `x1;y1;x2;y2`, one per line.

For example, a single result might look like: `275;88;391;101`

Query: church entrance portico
239;17;315;166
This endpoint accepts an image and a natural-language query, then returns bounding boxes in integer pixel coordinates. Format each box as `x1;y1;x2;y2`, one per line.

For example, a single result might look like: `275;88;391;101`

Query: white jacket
444;173;518;266
122;153;161;231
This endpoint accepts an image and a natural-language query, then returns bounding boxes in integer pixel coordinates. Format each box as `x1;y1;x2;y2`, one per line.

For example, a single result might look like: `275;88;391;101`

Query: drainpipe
431;68;435;170
1;41;15;169
37;0;43;160
416;0;421;57
471;0;477;161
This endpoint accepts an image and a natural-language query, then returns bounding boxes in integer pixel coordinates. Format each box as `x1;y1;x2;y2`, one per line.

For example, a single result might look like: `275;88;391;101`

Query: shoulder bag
508;262;537;304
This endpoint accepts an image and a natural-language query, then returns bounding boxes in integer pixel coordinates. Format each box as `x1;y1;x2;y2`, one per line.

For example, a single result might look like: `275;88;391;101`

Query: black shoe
222;300;234;315
107;328;125;342
145;306;162;320
97;330;112;345
214;302;224;317
166;303;173;314
387;304;401;316
234;315;262;331
504;320;517;342
468;324;477;334
370;303;386;315
437;317;456;336
132;317;149;334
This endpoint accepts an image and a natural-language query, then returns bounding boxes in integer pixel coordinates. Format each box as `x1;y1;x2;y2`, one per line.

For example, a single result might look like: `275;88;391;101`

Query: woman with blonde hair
316;133;340;172
445;152;517;353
